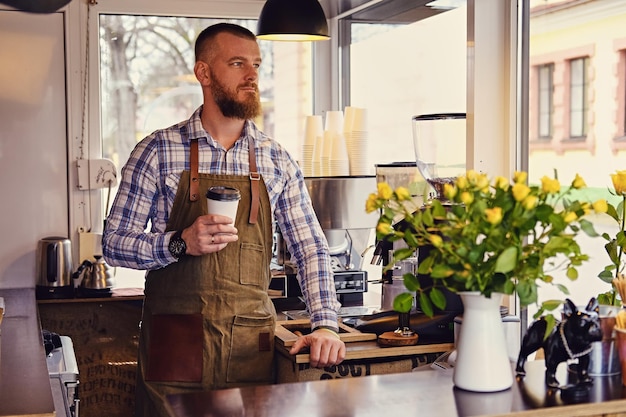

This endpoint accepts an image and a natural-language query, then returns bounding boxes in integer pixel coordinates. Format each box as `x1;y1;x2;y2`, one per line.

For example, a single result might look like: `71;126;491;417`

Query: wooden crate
274;319;453;383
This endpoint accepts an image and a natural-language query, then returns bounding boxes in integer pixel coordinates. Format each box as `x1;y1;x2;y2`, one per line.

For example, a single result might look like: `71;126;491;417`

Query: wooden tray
275;319;453;364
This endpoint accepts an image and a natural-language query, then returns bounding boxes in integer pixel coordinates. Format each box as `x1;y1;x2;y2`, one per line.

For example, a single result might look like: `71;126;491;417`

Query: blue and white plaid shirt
103;106;340;328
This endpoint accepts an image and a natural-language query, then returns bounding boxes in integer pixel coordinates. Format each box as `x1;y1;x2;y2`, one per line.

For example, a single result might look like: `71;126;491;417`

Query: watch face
169;237;186;258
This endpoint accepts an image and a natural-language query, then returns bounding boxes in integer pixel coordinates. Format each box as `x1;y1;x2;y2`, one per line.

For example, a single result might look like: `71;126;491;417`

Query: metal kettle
36;236;75;299
73;255;115;291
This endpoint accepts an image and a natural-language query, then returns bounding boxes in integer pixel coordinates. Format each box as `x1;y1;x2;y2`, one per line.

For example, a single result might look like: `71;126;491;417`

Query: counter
0;288;55;417
166;361;626;417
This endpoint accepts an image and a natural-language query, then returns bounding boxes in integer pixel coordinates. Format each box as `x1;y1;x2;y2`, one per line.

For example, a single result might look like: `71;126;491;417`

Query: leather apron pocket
145;313;203;383
227;314;275;383
239;242;266;286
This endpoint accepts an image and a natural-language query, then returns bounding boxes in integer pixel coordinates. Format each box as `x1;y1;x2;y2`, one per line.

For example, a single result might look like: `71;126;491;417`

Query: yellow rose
456;175;469;190
494;176;509;190
563;212;577;223
484;207;503;225
460;191;474;205
572;174;586;189
512;183;531;202
365;193;379;213
395;186;411;201
593;199;608;213
443;183;457;200
429;234;443;248
475;173;490;190
541;176;561;194
466;170;479;185
522;195;538;210
611;170;626;195
377;182;393;200
376;222;393;235
513;171;527;184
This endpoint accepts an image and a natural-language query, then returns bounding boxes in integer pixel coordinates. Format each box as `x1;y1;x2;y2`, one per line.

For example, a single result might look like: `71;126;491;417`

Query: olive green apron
135;138;275;417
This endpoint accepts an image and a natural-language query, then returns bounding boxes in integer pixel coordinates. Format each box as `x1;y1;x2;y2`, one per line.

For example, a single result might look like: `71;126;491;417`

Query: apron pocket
226;314;275;383
239;242;266;286
145;313;203;383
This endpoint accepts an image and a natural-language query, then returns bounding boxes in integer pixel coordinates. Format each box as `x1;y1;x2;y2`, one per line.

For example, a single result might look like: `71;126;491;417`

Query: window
537;64;553;139
338;1;467;174
569;57;588;138
527;1;626;318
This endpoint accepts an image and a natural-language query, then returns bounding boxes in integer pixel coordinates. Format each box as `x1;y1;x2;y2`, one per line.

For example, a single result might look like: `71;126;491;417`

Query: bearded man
102;23;345;417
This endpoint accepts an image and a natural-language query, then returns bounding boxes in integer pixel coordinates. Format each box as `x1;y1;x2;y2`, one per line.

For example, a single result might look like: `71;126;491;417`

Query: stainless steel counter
0;288;55;417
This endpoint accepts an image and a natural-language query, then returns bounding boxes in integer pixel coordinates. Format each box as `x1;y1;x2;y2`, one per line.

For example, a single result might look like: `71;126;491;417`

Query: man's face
205;33;262;119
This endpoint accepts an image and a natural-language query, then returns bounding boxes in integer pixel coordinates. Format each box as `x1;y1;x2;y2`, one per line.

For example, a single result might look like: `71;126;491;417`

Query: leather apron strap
248;137;260;225
188;137;260;224
189;139;200;202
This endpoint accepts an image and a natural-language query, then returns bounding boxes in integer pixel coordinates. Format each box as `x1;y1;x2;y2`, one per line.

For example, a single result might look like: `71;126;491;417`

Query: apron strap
189;139;200;202
248;137;260;224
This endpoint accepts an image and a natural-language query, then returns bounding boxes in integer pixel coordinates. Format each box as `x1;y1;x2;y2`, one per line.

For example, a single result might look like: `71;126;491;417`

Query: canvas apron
135;138;275;417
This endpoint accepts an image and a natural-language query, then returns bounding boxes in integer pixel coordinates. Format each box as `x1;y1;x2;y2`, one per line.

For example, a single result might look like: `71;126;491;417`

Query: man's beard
210;71;261;120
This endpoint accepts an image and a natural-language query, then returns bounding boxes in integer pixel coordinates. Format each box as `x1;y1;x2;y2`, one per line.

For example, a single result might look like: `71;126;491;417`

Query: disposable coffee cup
206;186;241;224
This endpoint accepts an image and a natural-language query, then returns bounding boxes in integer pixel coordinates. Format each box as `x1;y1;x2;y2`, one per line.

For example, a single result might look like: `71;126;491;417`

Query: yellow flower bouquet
366;170;606;320
597;170;626;305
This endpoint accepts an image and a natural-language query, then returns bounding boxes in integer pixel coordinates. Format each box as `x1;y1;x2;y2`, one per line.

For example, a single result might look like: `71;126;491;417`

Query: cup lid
206;186;241;201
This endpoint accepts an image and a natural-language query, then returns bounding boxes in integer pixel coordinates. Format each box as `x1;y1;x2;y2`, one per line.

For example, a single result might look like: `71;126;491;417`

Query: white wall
0;10;69;288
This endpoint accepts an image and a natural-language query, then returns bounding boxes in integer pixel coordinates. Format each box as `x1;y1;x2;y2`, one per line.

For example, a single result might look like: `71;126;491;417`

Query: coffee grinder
372;114;467;315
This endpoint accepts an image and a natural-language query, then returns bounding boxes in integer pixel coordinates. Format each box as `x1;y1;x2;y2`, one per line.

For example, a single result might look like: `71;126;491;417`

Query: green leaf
403;273;421;291
494;246;517;274
579;219;599;237
566;267;578;280
393;248;415;261
419;292;434;317
430;287;447;310
540;299;562;312
543;315;556;340
393;292;414;313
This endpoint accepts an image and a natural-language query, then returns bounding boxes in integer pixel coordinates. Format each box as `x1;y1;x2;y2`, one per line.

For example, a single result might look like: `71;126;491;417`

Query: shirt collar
181;105;260;148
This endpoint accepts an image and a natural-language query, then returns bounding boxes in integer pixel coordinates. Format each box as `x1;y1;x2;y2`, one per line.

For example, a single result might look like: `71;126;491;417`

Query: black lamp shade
256;0;330;41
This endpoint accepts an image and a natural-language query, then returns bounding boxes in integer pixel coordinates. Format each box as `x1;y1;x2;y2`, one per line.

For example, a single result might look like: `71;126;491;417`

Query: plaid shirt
103;106;340;328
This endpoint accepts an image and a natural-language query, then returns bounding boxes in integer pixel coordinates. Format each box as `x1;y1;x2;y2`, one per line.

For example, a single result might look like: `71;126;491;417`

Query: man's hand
181;214;238;256
289;329;346;368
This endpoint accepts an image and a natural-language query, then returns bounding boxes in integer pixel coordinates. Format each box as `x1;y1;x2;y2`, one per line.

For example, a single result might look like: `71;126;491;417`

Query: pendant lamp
256;0;330;41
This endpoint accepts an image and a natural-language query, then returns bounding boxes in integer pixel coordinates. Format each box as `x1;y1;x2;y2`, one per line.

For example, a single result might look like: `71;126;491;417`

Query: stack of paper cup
329;132;350;176
302;115;323;177
312;135;323;176
346;107;369;175
320;130;334;176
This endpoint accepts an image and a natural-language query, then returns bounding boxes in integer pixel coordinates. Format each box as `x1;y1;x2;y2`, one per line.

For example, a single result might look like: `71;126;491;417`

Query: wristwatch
168;230;187;259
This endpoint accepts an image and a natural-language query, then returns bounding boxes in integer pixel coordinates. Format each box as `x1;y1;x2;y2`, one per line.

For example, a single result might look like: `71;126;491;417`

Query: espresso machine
270;176;379;307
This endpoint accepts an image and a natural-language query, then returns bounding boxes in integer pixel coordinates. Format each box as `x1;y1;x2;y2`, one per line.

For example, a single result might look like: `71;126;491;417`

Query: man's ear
194;61;211;86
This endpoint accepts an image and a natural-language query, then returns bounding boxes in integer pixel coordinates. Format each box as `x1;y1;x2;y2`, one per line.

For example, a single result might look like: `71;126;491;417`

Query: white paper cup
206;186;241;224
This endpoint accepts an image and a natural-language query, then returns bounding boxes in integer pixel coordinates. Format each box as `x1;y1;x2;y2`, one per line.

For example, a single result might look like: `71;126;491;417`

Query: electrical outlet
77;159;118;190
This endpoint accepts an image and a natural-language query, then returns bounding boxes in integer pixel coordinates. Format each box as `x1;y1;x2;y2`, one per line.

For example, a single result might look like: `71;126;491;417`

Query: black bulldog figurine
515;297;603;388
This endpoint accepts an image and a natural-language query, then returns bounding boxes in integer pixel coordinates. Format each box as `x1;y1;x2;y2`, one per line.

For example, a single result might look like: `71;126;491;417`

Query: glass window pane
346;4;467;173
528;2;626;316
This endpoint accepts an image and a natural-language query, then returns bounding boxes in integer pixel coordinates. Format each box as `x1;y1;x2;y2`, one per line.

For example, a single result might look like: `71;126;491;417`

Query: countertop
0;288;55;417
166;361;626;417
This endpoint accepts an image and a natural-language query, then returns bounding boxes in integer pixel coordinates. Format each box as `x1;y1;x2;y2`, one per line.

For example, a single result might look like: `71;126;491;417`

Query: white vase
453;291;513;392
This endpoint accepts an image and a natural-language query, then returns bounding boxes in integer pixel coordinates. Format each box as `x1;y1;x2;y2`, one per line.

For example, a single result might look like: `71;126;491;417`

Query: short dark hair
195;23;256;62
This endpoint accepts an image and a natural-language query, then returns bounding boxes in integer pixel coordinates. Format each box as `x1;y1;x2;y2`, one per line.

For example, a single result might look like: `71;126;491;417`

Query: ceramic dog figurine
515;298;603;388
